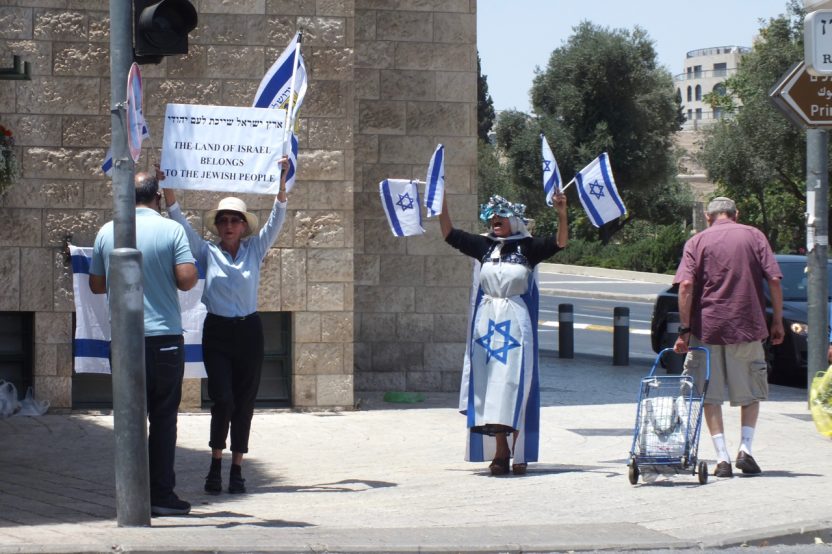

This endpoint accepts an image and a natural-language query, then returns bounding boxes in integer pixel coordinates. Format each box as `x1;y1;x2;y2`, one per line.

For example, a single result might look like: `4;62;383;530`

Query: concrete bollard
558;303;574;359
613;306;629;366
664;312;685;374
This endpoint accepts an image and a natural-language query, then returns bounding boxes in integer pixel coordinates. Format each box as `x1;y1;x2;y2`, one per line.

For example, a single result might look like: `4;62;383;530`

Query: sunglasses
216;216;245;226
491;207;515;219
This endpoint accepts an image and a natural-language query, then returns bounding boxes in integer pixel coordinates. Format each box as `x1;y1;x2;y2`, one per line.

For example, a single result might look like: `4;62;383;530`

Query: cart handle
650;346;710;382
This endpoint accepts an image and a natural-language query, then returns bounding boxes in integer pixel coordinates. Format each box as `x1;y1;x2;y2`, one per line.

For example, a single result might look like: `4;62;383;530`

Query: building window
713;83;727;96
713;62;727;77
695;108;703;120
695;85;702;101
693;65;702;78
687;86;692;102
0;312;34;400
687;109;693;120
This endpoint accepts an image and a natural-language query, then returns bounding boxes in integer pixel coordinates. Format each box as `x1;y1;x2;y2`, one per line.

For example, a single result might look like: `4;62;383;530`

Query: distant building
675;45;750;129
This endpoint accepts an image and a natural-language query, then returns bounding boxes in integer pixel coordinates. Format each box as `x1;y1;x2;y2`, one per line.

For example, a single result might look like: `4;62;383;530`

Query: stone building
0;0;478;411
673;45;749;212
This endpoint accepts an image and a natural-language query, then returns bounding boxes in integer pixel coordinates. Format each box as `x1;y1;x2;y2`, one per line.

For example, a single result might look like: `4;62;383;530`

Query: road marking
539;320;651;335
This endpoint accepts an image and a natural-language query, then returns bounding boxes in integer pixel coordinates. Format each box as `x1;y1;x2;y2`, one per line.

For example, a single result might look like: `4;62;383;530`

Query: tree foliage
699;0;809;252
492;21;688;228
477;53;496;142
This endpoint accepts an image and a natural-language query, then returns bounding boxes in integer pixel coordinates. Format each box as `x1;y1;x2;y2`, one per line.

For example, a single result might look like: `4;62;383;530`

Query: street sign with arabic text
770;61;832;128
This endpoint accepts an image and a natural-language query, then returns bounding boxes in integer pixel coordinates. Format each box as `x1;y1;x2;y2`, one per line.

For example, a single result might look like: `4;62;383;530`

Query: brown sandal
512;463;527;475
489;457;510;476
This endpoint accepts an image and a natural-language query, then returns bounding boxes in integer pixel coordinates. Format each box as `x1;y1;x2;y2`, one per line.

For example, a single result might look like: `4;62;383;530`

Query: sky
477;0;793;113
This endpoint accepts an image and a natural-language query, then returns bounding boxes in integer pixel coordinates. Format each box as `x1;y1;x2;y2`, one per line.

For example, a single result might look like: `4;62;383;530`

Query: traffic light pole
109;0;150;527
806;128;829;404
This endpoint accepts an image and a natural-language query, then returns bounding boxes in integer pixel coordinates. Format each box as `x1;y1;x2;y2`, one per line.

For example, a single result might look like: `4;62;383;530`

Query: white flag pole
560;176;576;193
281;30;303;157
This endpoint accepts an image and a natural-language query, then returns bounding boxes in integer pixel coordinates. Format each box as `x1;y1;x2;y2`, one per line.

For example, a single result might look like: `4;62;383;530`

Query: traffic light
134;0;198;64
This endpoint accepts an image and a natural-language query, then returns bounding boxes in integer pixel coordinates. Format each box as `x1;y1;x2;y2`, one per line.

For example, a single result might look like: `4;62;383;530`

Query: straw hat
205;197;259;238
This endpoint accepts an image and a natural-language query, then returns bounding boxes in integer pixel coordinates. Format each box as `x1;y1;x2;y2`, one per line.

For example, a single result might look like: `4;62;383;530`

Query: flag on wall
424;144;445;218
253;31;308;192
541;133;561;206
379;179;425;237
574;152;627;228
69;246;207;378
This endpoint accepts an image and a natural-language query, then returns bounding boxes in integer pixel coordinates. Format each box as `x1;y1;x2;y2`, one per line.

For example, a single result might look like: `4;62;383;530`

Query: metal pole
806;128;829;403
110;0;149;526
109;249;149;526
613;307;630;366
558;303;574;359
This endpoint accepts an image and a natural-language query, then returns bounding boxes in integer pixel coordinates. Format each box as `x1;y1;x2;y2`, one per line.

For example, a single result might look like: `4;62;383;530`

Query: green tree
494;22;688;230
477;53;496;142
699;0;807;252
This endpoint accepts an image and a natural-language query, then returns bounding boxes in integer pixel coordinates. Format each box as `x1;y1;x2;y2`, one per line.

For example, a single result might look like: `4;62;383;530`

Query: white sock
711;433;731;463
739;426;755;455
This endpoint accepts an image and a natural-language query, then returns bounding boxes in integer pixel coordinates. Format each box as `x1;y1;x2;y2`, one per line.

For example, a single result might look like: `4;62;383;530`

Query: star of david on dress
475;319;521;364
396;192;415;211
589;180;606;200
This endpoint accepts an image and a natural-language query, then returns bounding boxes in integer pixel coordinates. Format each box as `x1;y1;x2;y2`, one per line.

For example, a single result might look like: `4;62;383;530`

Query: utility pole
109;0;150;527
806;129;829;402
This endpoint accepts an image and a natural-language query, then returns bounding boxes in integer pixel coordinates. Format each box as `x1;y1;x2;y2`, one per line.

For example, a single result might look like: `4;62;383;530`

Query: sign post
771;60;830;402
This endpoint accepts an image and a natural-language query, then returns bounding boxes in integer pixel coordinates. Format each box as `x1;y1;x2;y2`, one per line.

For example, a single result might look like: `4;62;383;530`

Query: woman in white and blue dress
439;193;568;475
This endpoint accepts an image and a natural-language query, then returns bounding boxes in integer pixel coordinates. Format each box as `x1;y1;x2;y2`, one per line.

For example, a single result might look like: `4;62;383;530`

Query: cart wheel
698;461;708;485
628;463;639;485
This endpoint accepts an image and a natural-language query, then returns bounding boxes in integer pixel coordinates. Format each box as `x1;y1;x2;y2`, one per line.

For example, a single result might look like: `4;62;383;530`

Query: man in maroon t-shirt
673;197;784;478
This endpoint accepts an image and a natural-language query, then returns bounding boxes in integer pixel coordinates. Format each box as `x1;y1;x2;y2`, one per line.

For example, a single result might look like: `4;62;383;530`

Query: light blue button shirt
168;199;286;317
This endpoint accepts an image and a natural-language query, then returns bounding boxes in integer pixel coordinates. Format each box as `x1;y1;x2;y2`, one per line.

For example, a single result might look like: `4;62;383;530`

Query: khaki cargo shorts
683;337;768;406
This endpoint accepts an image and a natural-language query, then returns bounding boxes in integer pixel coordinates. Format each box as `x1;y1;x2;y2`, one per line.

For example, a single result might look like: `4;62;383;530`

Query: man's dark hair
134;173;159;205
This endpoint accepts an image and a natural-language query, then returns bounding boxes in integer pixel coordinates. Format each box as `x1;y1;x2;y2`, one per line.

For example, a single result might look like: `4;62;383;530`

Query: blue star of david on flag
475;319;521;364
396;192;415;211
588;180;605;199
542;159;551;171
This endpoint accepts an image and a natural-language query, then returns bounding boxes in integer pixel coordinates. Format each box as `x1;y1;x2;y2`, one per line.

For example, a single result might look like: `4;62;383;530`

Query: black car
650;254;832;387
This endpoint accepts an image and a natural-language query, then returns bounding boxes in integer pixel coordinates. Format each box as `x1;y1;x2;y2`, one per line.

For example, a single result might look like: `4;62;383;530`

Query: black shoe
228;466;246;494
151;495;191;516
714;461;733;478
735;451;762;475
204;471;222;494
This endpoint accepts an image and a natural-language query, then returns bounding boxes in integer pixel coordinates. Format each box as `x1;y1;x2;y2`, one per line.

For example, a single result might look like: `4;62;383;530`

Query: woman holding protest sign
163;156;289;495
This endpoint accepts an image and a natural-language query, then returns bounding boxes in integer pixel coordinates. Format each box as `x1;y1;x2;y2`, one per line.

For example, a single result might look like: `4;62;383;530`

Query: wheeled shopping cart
627;346;710;485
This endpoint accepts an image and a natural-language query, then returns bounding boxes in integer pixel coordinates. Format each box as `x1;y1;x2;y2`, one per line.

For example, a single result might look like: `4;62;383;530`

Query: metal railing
685;45;751;58
675;68;739;82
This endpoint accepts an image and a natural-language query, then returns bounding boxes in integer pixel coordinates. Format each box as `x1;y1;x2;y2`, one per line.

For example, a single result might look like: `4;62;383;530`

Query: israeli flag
101;122;150;177
541;133;561;206
575;152;627;228
69;246;207;378
424;143;445;218
253;31;308;192
379;179;425;237
253;31;308;121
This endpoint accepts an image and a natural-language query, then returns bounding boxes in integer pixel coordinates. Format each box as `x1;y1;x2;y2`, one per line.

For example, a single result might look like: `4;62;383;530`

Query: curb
539;287;660;303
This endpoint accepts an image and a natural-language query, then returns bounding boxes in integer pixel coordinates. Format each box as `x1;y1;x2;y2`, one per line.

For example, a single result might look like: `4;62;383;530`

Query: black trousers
144;334;185;504
203;313;264;454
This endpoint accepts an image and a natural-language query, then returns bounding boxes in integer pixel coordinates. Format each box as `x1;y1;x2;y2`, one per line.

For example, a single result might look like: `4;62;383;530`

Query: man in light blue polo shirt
89;172;197;516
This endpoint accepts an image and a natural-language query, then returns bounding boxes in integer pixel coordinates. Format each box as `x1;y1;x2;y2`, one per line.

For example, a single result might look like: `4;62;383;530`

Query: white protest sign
160;103;287;194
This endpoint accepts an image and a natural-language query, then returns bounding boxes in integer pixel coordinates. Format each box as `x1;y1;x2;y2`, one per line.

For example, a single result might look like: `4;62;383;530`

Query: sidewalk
1;353;830;553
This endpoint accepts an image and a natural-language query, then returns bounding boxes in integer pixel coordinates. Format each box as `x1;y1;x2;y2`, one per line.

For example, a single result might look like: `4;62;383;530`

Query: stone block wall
0;0;477;408
353;0;478;394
